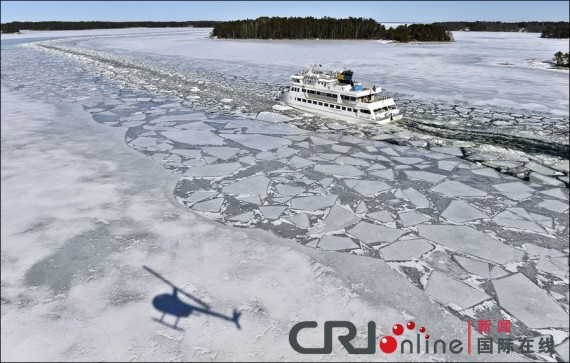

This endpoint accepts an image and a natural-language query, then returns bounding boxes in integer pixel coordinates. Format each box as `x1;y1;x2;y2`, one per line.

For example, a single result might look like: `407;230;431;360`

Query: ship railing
306;93;339;103
360;96;392;104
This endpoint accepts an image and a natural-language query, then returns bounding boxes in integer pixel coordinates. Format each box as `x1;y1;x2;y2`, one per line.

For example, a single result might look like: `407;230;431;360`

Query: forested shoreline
436;21;569;38
3;18;568;40
0;21;218;34
212;17;452;42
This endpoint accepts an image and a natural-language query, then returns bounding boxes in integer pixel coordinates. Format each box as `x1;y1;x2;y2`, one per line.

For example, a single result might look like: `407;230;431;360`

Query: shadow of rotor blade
177;289;210;310
143;265;210;309
143;265;175;288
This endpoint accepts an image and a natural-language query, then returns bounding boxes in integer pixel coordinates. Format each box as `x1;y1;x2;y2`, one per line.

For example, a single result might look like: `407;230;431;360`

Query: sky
1;1;569;23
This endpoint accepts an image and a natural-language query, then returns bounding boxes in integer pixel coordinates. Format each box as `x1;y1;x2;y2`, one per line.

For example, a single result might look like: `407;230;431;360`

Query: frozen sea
1;28;569;362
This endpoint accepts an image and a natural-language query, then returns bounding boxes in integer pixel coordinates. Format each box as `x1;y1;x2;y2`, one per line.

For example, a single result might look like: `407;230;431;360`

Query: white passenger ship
279;65;402;124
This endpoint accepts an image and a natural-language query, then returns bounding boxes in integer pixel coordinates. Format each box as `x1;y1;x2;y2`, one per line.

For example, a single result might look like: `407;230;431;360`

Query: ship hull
281;91;402;125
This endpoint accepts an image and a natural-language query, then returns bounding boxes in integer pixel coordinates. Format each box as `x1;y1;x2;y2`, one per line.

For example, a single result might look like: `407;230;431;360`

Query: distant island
0;21;219;34
436;21;570;38
212;17;452;42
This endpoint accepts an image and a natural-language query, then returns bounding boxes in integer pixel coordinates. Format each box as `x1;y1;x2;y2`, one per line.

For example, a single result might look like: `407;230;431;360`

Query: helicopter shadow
143;265;242;331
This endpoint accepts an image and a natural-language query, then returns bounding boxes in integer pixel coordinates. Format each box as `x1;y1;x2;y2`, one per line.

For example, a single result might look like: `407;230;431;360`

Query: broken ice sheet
430;146;463;157
287;213;311;229
171;149;202;159
534;258;567;278
128;136;159;148
524;243;565;258
347;221;407;244
393;157;424;165
275;184;304;196
335;156;370;167
344;179;391;196
258;206;287;220
222;133;291;151
367;210;393;223
538;199;569;213
380;239;433;261
184;191;217;204
493;181;535;200
540;188;569;201
492;209;545;234
431;180;487;197
493;273;569;328
313;164;364;178
184;162;241;177
192;197;224;213
221;175;270;196
318;235;360;251
289;156;315;168
309;205;360;234
227;211;255;222
161;129;225;146
422;251;470;280
425;270;491;310
454;255;490;277
441;200;488;223
202;146;241;160
402;187;430;208
256;111;292;123
404;170;447;183
418;225;524;265
438;160;459;171
470;167;501;178
398;211;430;227
290;195;337;211
370;169;394;181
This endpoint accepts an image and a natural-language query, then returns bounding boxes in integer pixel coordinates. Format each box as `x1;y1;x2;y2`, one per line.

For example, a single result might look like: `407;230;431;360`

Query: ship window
318;102;323;106
342;107;346;111
324;103;328;107
336;105;340;109
302;99;306;103
330;104;334;108
361;109;371;114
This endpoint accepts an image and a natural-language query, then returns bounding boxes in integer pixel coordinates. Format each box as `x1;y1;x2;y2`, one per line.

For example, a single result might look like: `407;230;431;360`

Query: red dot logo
419;326;426;333
379;336;398;354
425;334;430;340
392;324;404;336
406;321;415;330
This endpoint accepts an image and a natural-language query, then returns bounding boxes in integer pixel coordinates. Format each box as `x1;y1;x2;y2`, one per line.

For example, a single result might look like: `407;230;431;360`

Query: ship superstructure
280;64;402;124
